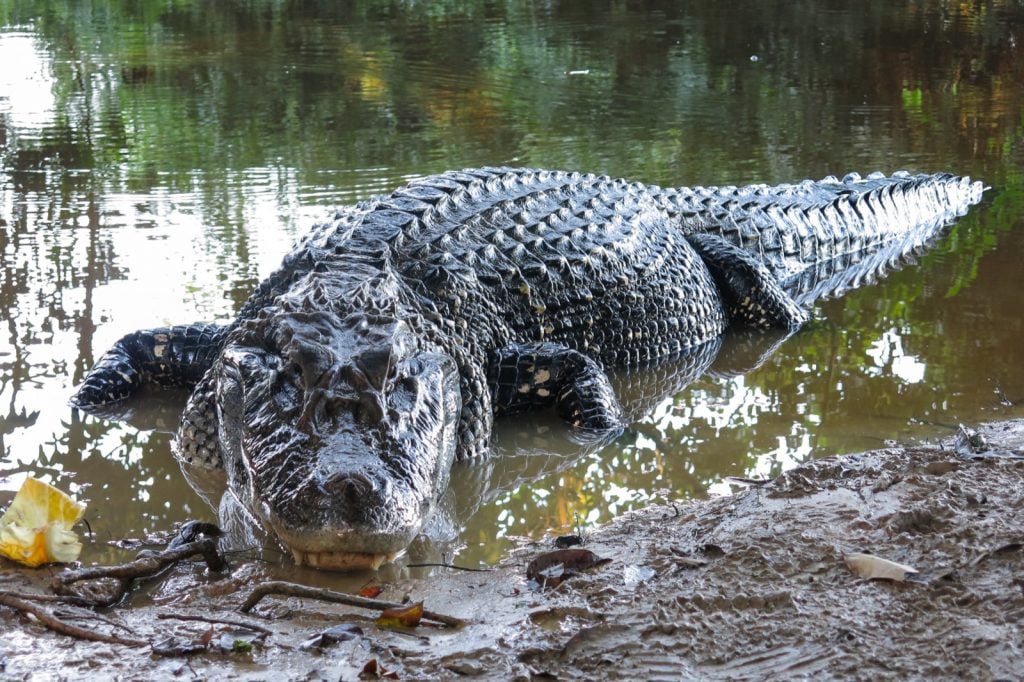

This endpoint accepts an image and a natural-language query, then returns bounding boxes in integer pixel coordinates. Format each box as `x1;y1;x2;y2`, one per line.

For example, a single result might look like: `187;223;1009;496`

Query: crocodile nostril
322;472;375;501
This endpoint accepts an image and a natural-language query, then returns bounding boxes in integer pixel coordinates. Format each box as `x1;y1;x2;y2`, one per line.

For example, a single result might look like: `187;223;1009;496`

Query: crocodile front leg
175;370;222;469
72;323;230;408
487;342;625;432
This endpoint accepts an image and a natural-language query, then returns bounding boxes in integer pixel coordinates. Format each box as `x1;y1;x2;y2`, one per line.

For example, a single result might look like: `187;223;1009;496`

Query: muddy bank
2;421;1023;680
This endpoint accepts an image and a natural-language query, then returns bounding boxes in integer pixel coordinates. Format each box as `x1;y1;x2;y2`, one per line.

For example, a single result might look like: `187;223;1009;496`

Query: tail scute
661;170;984;304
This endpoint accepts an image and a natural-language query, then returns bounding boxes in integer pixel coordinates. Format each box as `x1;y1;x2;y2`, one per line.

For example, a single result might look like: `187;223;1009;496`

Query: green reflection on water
1;0;1023;571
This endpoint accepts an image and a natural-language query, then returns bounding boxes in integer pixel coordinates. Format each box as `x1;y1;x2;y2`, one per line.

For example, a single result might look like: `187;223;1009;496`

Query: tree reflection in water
1;1;1022;568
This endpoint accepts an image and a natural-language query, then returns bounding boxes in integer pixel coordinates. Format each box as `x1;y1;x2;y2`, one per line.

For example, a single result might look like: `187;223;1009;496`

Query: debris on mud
1;419;1023;679
843;552;919;581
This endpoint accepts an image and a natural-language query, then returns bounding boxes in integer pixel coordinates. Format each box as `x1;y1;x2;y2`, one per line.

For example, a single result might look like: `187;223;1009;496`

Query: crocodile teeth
291;548;391;571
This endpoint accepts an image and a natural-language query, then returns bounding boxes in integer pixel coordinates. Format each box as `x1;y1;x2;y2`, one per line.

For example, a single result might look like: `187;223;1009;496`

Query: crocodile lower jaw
290;548;394;571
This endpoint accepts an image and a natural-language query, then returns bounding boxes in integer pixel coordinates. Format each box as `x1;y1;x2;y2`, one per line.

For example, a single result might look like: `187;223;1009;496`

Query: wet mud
2;420;1023;680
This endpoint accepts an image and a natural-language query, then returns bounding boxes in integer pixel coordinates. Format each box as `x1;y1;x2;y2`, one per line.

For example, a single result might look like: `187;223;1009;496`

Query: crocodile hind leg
72;323;230;408
686;233;809;330
487;342;625;432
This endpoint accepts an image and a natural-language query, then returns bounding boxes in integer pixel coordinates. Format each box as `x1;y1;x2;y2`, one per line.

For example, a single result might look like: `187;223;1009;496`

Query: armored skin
72;167;984;569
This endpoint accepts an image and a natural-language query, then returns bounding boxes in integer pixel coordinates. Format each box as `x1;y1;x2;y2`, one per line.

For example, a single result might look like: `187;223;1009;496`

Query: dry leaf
376;601;423;629
526;549;611;588
200;626;215;647
0;477;87;567
844;552;918;581
359;658;399;679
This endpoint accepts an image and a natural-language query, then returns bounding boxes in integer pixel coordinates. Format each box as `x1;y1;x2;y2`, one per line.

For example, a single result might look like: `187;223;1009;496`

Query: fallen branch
156;611;273;635
0;592;146;647
405;562;495;572
238;580;466;628
52;538;228;607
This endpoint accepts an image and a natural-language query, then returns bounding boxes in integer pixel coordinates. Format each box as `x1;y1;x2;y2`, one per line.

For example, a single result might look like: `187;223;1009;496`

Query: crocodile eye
386;375;420;415
273;365;303;413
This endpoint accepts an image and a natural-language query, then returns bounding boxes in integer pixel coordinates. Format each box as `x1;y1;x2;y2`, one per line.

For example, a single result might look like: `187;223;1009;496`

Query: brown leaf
359;585;383;599
199;626;215;647
360;659;379;678
526;549;611;588
360;658;399;679
376;601;423;629
701;543;726;559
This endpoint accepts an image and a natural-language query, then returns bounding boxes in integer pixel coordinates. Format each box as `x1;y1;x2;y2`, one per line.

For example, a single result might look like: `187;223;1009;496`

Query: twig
405;562;494;572
0;589;93;606
156;611;273;635
52;538;227;607
725;476;771;487
238;580;465;628
0;593;146;647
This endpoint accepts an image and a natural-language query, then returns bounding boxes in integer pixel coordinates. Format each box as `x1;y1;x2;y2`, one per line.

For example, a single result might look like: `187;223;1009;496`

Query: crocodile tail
71;323;229;409
772;171;983;264
71;338;144;407
662;171;985;303
788;172;985;303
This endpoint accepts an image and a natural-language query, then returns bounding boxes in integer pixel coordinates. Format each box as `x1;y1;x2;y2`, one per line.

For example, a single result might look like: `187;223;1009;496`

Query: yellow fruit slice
0;477;87;567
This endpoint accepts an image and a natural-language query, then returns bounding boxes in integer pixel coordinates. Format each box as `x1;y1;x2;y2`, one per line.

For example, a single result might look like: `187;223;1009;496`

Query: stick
238;580;466;628
156;612;273;635
405;562;495;572
53;608;139;634
0;593;146;647
55;538;227;584
52;538;227;607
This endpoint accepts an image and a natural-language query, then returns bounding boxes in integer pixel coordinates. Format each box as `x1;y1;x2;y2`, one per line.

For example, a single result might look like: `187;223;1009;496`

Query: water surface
1;1;1022;574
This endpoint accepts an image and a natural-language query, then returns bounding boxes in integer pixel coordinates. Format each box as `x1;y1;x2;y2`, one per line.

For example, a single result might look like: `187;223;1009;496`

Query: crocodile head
215;310;461;570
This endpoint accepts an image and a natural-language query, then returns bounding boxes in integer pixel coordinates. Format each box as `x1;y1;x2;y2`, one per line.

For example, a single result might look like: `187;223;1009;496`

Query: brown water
1;1;1022;575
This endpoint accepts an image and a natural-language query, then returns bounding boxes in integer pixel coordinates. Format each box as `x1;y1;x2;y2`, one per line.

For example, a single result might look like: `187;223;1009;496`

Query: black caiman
72;167;984;569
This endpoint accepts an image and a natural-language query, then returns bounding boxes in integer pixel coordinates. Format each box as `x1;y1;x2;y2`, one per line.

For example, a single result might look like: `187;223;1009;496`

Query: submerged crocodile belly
71;167;985;569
